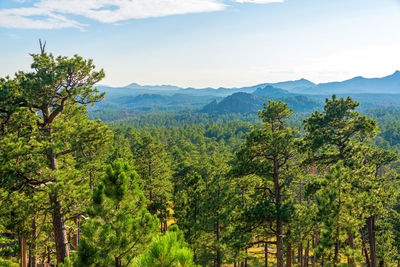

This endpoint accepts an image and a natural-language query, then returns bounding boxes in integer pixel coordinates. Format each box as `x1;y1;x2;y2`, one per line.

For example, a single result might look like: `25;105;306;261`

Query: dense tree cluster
1;51;400;267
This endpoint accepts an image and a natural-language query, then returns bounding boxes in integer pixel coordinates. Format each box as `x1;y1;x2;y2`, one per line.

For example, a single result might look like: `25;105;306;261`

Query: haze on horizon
1;0;400;88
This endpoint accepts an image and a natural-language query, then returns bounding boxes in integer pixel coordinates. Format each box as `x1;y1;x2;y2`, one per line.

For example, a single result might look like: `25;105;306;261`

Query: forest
1;51;400;267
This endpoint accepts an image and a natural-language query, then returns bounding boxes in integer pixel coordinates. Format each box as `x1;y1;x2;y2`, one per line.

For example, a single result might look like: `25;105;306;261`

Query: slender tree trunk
292;249;295;265
368;216;377;267
334;225;339;267
361;229;371;267
286;240;292;267
29;218;37;267
276;219;284;267
298;241;303;267
89;170;94;191
19;235;27;267
265;242;268;267
379;259;384;267
304;239;309;267
273;158;284;267
115;256;121;267
312;234;316;267
347;231;355;266
74;218;79;250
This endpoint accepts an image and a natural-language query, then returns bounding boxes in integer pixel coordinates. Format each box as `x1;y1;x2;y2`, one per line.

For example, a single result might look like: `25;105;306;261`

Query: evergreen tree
303;95;398;266
76;161;158;267
0;48;111;264
231;101;300;267
134;133;173;231
133;225;197;267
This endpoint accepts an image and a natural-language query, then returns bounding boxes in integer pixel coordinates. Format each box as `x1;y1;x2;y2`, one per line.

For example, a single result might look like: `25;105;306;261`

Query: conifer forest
1;50;400;267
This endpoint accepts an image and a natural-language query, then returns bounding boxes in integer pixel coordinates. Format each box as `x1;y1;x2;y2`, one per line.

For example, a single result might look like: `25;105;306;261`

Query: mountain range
95;71;400;114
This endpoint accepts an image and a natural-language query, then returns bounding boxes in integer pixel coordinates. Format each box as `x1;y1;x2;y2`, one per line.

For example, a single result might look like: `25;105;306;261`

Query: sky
1;0;400;88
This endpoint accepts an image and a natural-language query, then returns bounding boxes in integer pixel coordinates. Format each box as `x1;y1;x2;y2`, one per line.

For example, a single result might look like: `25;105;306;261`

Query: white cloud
0;0;283;29
233;0;283;3
0;6;84;29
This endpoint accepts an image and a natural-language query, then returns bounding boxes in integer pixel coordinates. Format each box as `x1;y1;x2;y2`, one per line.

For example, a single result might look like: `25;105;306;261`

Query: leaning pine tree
0;43;111;265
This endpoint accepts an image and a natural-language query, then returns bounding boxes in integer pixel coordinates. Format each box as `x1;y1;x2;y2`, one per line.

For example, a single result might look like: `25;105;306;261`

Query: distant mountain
97;78;317;99
98;71;400;99
201;92;321;114
93;93;219;111
95;71;400;112
253;85;298;97
293;71;400;94
202;93;263;114
268;78;316;91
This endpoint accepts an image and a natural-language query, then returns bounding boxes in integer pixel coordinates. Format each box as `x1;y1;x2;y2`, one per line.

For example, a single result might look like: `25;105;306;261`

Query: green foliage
76;161;158;267
2;49;400;267
133;225;197;267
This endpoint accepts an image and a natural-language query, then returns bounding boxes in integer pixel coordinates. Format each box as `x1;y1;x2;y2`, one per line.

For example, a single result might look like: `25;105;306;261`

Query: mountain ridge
98;70;400;98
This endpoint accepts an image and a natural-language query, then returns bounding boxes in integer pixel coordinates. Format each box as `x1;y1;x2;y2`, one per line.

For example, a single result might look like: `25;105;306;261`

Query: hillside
96;71;400;113
201;92;321;114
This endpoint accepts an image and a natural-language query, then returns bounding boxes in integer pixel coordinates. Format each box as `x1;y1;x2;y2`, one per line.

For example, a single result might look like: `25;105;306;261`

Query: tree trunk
292;249;295;265
276;219;284;267
29;218;37;267
273;157;284;267
265;242;268;267
334;225;339;267
368;216;377;267
115;256;121;267
379;259;384;267
312;234;316;267
50;194;69;264
298;241;303;267
286;241;292;267
19;235;27;267
45;114;69;264
74;218;79;250
304;239;309;267
347;231;355;266
361;229;370;267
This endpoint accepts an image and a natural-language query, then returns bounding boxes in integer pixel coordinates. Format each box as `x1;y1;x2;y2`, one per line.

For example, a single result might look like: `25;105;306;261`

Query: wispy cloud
0;0;283;29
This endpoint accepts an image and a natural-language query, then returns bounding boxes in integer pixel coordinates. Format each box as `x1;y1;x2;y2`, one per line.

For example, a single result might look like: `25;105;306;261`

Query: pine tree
303;95;397;265
134;133;173;231
76;161;158;267
0;48;111;264
231;101;300;267
133;225;197;267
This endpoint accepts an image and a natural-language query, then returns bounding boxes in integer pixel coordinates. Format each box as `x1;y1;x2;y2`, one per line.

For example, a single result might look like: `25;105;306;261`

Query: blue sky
1;0;400;88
